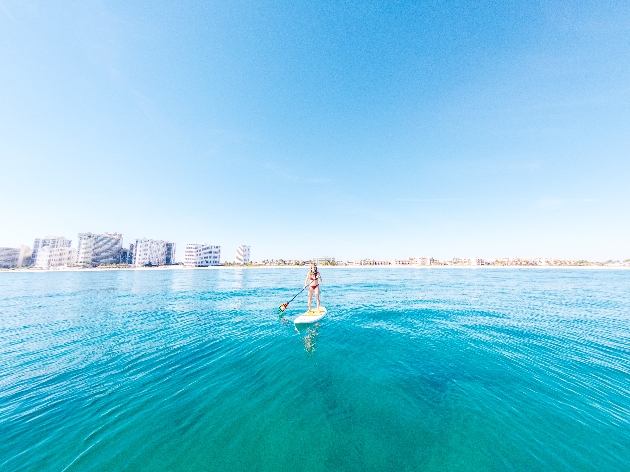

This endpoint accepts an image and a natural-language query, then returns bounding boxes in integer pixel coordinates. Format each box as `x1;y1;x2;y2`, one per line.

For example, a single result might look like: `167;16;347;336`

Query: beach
2;264;629;274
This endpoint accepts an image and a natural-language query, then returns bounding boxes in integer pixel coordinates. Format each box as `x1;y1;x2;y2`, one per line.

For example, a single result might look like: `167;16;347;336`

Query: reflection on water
300;324;320;354
232;268;250;289
291;322;321;355
278;307;323;356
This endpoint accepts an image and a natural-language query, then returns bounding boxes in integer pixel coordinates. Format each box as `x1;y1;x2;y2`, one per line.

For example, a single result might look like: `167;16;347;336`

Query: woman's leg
308;287;313;311
315;286;320;309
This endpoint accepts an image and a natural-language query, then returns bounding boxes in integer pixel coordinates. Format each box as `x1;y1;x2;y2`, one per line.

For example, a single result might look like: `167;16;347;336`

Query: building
75;233;123;267
452;258;478;266
120;247;132;265
127;239;176;266
0;247;20;268
126;243;135;264
18;246;32;267
185;244;221;267
166;242;177;265
35;246;76;268
312;256;334;265
359;259;391;266
31;236;72;266
132;238;168;266
235;245;250;264
0;245;33;268
412;257;431;266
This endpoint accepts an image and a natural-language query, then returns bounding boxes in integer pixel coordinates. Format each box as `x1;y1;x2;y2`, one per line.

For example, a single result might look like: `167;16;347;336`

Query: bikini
309;273;319;289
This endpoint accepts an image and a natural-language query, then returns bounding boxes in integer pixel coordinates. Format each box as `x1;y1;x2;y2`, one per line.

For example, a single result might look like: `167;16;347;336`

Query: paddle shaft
282;273;320;307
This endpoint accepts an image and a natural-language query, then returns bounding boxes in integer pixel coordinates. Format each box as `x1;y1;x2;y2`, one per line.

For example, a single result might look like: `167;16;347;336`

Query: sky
1;0;629;262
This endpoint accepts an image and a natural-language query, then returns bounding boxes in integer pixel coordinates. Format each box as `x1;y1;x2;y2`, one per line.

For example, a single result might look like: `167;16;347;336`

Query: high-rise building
35;246;77;268
75;233;123;266
31;236;72;266
0;246;32;268
17;246;32;267
166;242;177;265
185;244;221;267
132;238;173;266
235;245;250;264
0;248;20;268
120;247;131;265
127;243;135;264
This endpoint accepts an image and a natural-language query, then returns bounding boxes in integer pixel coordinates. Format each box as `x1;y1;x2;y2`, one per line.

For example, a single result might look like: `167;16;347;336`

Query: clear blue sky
1;1;629;261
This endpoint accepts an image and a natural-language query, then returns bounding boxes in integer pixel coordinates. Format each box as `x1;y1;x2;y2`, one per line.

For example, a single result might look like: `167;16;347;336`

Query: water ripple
1;268;629;471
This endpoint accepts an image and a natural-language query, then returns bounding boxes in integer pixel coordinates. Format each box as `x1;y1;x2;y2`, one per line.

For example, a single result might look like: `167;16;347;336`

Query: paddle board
294;306;327;324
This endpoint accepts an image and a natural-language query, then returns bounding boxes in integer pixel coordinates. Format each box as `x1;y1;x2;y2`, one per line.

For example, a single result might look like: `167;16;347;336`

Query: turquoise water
1;268;629;471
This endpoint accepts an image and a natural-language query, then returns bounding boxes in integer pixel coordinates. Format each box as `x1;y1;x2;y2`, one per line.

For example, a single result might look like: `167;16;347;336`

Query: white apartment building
235;245;250;264
412;257;431;266
358;259;391;266
0;248;20;268
76;233;123;266
185;244;221;267
393;259;412;265
0;246;33;268
31;236;72;266
312;256;334;265
133;238;168;267
35;246;77;268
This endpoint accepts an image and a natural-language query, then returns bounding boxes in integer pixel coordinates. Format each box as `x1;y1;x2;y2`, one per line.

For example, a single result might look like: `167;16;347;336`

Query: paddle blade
278;303;289;320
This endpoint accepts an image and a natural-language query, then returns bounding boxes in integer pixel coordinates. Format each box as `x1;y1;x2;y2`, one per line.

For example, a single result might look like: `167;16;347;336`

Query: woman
304;263;322;311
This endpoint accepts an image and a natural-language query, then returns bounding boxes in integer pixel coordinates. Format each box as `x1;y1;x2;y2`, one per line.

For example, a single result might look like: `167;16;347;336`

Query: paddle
278;276;318;318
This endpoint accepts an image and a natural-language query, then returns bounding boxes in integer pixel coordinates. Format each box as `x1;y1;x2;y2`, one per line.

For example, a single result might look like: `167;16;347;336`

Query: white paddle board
294;307;327;324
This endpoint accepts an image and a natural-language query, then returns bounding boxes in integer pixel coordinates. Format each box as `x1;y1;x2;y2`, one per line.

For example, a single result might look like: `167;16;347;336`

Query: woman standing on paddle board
304;263;322;311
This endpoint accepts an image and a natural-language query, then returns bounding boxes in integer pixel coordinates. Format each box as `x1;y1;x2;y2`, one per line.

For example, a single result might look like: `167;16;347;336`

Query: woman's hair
310;263;318;274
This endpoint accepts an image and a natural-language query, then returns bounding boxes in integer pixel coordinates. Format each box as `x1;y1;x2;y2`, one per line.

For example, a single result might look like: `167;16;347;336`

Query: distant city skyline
3;228;628;269
1;1;628;261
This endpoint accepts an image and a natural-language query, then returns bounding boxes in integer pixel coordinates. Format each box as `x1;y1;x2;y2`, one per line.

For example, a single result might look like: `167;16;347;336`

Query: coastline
1;264;629;274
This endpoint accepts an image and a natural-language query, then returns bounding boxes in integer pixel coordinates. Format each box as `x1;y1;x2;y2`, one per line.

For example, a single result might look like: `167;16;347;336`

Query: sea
1;268;629;471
